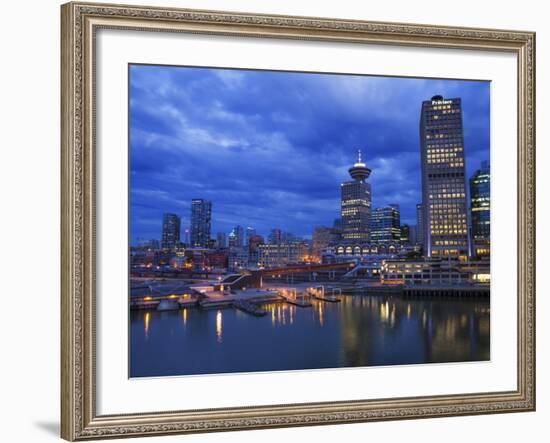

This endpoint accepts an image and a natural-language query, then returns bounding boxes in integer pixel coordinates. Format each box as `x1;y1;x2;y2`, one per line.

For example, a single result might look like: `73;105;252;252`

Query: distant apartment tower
161;213;181;250
341;150;372;242
420;95;469;258
312;226;333;258
190;199;212;247
370;206;401;243
183;227;190;245
216;232;227;249
245;227;256;246
408;225;418;246
470;161;491;257
400;224;410;244
268;228;282;245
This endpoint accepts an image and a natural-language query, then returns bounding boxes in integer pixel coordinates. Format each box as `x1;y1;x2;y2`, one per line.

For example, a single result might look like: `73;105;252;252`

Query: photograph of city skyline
129;64;491;378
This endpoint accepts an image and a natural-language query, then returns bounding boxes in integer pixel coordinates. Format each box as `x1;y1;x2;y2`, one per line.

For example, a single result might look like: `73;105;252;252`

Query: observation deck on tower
348;149;371;182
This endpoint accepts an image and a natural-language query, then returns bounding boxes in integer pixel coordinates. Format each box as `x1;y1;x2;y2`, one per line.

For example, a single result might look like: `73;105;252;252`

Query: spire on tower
348;148;371;181
354;149;366;167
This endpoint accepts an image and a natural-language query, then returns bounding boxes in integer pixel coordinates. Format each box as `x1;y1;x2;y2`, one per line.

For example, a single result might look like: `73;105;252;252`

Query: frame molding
61;2;536;440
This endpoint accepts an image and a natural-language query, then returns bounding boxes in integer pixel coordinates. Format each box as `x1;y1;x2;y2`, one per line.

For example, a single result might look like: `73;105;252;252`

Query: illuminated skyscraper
228;225;244;248
341;149;372;242
470;161;490;257
190;199;212;247
370;206;401;243
161;213;181;250
420;95;469;257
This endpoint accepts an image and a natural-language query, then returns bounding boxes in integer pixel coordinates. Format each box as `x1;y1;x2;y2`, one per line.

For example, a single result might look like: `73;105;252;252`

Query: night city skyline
129;64;490;244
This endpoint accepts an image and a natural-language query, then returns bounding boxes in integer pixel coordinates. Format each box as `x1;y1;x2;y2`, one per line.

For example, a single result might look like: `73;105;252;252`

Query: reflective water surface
130;294;490;377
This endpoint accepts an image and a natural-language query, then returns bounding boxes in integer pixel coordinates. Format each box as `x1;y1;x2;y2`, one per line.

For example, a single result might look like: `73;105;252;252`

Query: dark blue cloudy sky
129;64;490;244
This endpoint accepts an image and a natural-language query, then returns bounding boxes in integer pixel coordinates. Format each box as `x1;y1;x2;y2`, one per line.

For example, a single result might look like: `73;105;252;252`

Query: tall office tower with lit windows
341;150;372;242
190;199;212;247
470;161;490;257
420;95;469;258
161;213;181;250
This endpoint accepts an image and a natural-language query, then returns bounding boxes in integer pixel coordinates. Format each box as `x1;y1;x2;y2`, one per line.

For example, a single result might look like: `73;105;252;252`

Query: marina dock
307;286;342;303
280;295;312;307
130;277;490;313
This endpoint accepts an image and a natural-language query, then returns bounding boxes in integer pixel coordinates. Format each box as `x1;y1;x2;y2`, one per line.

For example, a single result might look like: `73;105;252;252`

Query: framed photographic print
61;1;536;440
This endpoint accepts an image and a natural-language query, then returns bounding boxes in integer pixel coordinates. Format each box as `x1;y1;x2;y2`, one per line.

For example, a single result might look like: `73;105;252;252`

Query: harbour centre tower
341;150;372;242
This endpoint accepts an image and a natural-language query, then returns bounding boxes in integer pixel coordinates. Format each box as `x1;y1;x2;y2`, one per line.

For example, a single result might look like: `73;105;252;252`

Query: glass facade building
228;225;244;248
341;150;372;242
190;199;212;247
470;161;490;257
370;206;401;243
161;213;181;250
420;95;469;258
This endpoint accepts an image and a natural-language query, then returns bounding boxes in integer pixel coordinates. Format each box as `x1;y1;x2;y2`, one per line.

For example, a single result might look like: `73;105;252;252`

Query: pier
402;285;489;298
307;286;342;303
278;288;313;307
130;276;490;314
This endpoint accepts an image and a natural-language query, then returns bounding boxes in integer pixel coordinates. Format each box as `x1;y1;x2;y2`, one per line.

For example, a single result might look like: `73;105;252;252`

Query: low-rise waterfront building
324;242;403;260
311;226;333;260
258;242;309;268
228;247;249;272
380;258;490;285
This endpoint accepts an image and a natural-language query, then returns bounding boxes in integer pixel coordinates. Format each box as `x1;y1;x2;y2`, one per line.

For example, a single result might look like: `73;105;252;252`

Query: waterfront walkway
130;277;489;313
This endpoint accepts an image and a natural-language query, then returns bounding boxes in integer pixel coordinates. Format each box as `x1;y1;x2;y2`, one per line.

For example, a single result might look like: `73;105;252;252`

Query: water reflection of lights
144;311;150;338
216;310;223;343
444;318;458;340
380;301;390;323
406;304;412;319
182;308;188;326
318;302;324;326
264;303;298;327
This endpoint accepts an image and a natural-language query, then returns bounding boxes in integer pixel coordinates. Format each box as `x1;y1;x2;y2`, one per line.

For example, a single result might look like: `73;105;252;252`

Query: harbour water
130;293;490;377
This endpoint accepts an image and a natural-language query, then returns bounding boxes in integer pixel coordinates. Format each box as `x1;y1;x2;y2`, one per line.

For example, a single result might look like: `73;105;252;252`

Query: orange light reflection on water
144;311;150;338
216;310;223;343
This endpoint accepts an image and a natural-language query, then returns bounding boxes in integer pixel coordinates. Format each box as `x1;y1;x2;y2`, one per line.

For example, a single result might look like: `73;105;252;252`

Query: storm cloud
129;64;490;243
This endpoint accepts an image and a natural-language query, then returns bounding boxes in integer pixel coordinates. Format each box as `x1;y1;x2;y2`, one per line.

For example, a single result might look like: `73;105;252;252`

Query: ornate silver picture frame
61;1;535;440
